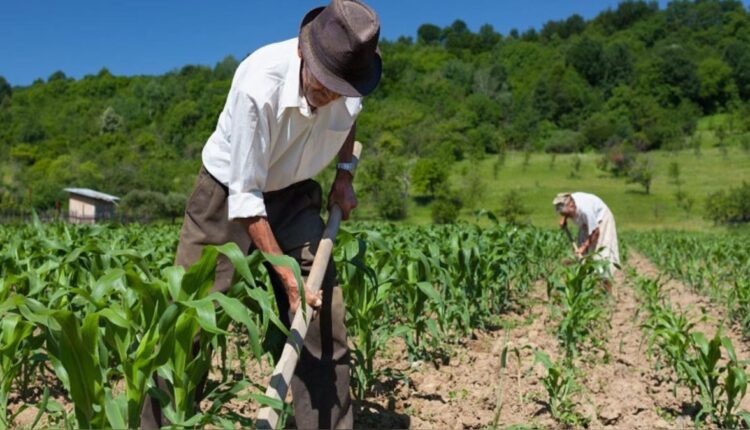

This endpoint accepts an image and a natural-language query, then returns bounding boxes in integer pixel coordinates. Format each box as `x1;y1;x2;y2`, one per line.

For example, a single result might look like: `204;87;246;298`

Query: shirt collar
279;54;305;111
278;47;360;118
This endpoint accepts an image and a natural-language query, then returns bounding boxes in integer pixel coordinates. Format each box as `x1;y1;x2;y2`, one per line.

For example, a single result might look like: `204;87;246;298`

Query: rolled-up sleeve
227;92;272;220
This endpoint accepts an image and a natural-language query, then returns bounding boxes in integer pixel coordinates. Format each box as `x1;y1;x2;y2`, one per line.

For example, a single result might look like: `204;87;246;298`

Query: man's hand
243;216;323;313
278;267;323;314
328;170;358;220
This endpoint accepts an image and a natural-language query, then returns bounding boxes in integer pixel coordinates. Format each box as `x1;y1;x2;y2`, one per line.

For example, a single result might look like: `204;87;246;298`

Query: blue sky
0;0;680;87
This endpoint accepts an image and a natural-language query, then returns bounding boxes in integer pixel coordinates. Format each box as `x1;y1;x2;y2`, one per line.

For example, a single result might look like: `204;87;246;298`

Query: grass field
369;114;749;231
396;145;750;232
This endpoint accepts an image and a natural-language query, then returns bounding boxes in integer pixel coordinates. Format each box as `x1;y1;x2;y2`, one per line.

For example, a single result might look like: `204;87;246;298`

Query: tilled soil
8;252;750;429
355;253;750;429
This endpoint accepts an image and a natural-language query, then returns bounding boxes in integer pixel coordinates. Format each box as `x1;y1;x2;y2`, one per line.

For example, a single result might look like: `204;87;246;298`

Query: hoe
256;142;362;429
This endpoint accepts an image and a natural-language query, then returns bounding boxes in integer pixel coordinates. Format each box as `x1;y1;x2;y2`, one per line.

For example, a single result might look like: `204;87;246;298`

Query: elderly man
553;192;620;281
141;1;381;428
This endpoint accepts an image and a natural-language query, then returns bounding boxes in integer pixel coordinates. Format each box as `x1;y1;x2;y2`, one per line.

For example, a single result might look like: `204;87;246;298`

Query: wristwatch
336;160;358;174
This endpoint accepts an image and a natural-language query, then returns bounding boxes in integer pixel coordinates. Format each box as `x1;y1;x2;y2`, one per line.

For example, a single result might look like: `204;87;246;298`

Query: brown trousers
141;166;353;429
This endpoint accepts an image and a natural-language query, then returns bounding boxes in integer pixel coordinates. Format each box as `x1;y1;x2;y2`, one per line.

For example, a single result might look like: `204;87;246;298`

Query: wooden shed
64;188;119;224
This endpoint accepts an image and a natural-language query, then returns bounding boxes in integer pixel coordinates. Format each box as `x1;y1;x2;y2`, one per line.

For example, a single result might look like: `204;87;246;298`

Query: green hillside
1;0;750;228
393;146;750;231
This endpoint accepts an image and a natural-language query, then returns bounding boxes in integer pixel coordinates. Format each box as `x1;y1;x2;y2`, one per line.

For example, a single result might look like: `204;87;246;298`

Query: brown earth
8;252;750;429
353;252;750;429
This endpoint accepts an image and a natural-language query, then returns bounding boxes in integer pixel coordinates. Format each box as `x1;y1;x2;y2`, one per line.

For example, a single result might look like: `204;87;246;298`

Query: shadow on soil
354;399;411;429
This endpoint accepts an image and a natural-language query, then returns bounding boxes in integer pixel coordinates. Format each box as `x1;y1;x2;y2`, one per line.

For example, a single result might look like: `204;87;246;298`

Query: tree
581;112;621;150
417;23;442;45
602;42;634;90
100;106;124;134
566;37;606;86
674;190;694;215
541;14;585;40
120;190;169;221
411;158;448;197
598;140;637;177
596;1;659;33
626;157;654;194
0;76;10;103
654;45;700;105
668;161;681;186
359;150;409;220
533;64;591;129
47;70;68;82
697;57;736;113
724;42;750;99
704;182;750;224
497;189;530;224
431;189;463;224
164;192;187;222
459;167;486;211
213;55;239;80
478;24;501;50
443;20;477;52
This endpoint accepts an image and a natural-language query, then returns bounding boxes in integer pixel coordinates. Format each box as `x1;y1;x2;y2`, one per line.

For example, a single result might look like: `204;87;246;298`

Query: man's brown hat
299;0;382;97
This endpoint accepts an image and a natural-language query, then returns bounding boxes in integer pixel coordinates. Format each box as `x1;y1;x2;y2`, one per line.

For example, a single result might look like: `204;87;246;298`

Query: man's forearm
242;217;295;284
589;228;600;251
582;228;600;253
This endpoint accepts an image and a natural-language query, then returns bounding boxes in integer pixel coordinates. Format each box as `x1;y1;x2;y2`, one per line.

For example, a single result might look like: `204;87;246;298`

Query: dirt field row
355;252;750;429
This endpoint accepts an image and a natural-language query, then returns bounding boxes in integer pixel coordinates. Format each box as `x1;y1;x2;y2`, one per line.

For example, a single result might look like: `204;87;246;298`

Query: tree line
1;0;749;221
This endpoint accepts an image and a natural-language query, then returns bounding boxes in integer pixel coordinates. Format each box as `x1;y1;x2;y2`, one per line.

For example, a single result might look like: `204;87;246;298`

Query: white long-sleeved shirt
571;192;608;236
202;38;362;220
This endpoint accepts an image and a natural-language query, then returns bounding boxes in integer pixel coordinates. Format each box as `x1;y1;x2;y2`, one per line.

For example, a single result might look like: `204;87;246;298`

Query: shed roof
64;188;120;203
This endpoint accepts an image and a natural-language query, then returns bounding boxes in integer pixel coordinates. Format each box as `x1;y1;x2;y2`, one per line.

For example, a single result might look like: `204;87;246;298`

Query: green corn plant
549;257;608;359
642;303;697;383
680;332;750;428
336;229;399;398
533;350;587;427
156;245;289;428
681;331;722;424
0;313;35;427
398;250;445;360
717;337;750;428
726;277;750;337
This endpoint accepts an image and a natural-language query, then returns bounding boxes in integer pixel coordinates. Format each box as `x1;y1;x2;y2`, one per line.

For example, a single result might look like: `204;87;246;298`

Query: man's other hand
328;170;358;220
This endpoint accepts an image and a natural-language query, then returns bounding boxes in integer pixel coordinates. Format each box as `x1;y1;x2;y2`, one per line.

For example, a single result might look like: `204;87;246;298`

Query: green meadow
396;145;750;231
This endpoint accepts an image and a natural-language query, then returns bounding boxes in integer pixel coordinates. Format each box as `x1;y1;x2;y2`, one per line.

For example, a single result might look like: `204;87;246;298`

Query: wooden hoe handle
256;142;362;429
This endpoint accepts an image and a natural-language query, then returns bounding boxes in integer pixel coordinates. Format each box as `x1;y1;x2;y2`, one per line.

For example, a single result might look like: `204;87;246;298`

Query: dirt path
575;265;671;428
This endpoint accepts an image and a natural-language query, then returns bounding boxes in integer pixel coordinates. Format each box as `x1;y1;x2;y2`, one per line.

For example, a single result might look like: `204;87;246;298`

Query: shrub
431;190;463;224
626;157;654;194
598;140;636;177
674;190;694;215
541;129;584;153
497;189;530;225
120;190;186;221
359;151;408;220
412;158;449;197
705;182;750;224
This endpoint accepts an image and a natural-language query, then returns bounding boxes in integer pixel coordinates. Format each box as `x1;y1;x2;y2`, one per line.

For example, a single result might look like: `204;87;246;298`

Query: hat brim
299;6;382;97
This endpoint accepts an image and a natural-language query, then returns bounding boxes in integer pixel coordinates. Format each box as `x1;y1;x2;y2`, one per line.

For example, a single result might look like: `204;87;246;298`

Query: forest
1;0;749;221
